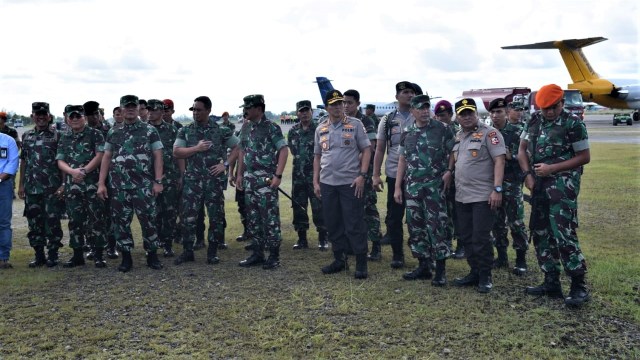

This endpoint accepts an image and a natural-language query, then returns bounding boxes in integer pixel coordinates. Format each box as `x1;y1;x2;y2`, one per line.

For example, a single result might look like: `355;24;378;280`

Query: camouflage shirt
239;116;287;179
400;119;454;189
21;127;61;193
56;126;105;193
151;121;180;184
287;121;317;180
104;119;163;190
521;110;589;168
497;122;524;182
91;121;112;140
220;120;236;133
174;119;239;180
0;125;19;143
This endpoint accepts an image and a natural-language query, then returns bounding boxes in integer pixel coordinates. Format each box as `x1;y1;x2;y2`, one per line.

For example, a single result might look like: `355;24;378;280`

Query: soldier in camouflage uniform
518;84;591;307
236;95;288;270
146;99;182;258
173;96;239;266
84;101;118;259
97;95;164;272
18;102;64;268
288;100;327;250
487;98;529;274
56;105;107;268
434;100;462;259
394;95;454;286
112;106;124;129
344;92;382;259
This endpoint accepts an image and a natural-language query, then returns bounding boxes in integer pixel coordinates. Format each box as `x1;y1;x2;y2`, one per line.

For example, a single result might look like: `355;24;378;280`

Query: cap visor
456;106;476;114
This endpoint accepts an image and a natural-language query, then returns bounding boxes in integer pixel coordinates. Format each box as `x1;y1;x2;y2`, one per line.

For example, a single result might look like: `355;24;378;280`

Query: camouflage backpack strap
383;110;398;148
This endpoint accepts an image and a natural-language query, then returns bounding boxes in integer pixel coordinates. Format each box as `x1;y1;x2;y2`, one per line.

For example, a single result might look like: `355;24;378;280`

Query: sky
1;0;638;118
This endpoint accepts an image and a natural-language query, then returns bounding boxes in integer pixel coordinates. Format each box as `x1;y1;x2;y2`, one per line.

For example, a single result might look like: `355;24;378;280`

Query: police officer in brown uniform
449;99;505;293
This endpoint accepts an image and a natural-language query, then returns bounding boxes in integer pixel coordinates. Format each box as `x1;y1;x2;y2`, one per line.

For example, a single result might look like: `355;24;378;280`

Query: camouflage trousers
243;176;282;249
444;184;458;249
493;180;528;251
155;182;179;249
25;191;64;250
364;176;382;243
110;187;160;253
531;174;587;276
181;177;225;250
291;177;325;233
65;189;106;250
405;183;450;260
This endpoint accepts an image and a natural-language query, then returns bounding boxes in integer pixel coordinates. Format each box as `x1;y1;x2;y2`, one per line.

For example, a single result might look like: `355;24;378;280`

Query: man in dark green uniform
56;105;107;268
19;102;64;268
288;100;327;250
97;95;164;272
518;84;591;307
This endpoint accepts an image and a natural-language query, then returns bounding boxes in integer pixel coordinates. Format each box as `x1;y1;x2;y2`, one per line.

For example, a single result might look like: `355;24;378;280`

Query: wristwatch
359;172;368;178
494;186;503;193
154;178;163;184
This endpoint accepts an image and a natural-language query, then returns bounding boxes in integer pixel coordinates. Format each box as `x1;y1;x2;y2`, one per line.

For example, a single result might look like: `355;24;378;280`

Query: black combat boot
118;251;133;272
163;244;175;258
46;248;59;267
367;241;382;261
525;271;564;298
380;233;391;245
146;251;163;270
28;246;47;268
236;232;246;242
174;249;195;265
453;268;480;287
493;246;508;268
318;231;329;251
431;259;447;287
452;241;466;260
63;248;86;268
477;270;493;293
321;251;349;274
390;240;405;269
94;249;107;268
512;249;528;276
402;258;432;280
218;228;228;250
239;248;265;267
564;275;590;307
207;242;220;264
85;249;95;261
354;254;368;279
263;247;281;270
293;230;308;250
106;238;119;259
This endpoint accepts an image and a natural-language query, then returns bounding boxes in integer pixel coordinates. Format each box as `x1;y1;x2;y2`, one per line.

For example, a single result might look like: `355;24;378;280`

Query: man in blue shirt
0;133;19;269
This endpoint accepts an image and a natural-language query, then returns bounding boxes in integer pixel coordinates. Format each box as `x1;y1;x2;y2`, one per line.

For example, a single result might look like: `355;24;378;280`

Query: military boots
93;249;107;268
453;268;480;287
493;247;509;268
46;248;59;267
431;259;447;287
293;230;308;249
174;250;195;265
367;242;382;261
477;270;493;293
565;275;590;307
318;231;329;251
207;242;220;264
354;254;368;279
402;258;432;280
239;248;265;267
263;247;281;270
321;251;349;274
28;246;47;268
146;251;163;270
63;248;86;268
525;271;564;298
118;251;133;272
512;250;528;276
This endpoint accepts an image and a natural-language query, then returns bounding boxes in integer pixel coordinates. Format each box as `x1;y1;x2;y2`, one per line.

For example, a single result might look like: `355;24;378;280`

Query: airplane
315;76;398;116
502;37;640;121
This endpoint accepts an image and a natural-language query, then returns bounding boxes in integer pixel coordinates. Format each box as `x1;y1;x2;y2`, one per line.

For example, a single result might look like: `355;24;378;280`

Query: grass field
0;142;638;359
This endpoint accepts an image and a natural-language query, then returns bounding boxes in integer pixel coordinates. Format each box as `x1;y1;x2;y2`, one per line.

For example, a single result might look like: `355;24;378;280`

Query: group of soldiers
4;81;591;307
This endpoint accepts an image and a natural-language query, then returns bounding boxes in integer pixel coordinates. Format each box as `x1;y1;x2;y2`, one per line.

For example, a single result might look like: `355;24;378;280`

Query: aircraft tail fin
502;37;607;83
315;77;335;105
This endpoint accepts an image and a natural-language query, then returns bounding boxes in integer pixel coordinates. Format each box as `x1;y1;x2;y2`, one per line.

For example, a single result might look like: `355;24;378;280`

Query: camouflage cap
410;94;431;109
120;95;139;107
32;102;50;114
83;101;100;114
488;98;507;111
296;100;312;111
455;98;477;114
66;105;85;117
240;94;265;108
146;99;165;111
324;90;344;105
365;104;376;111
